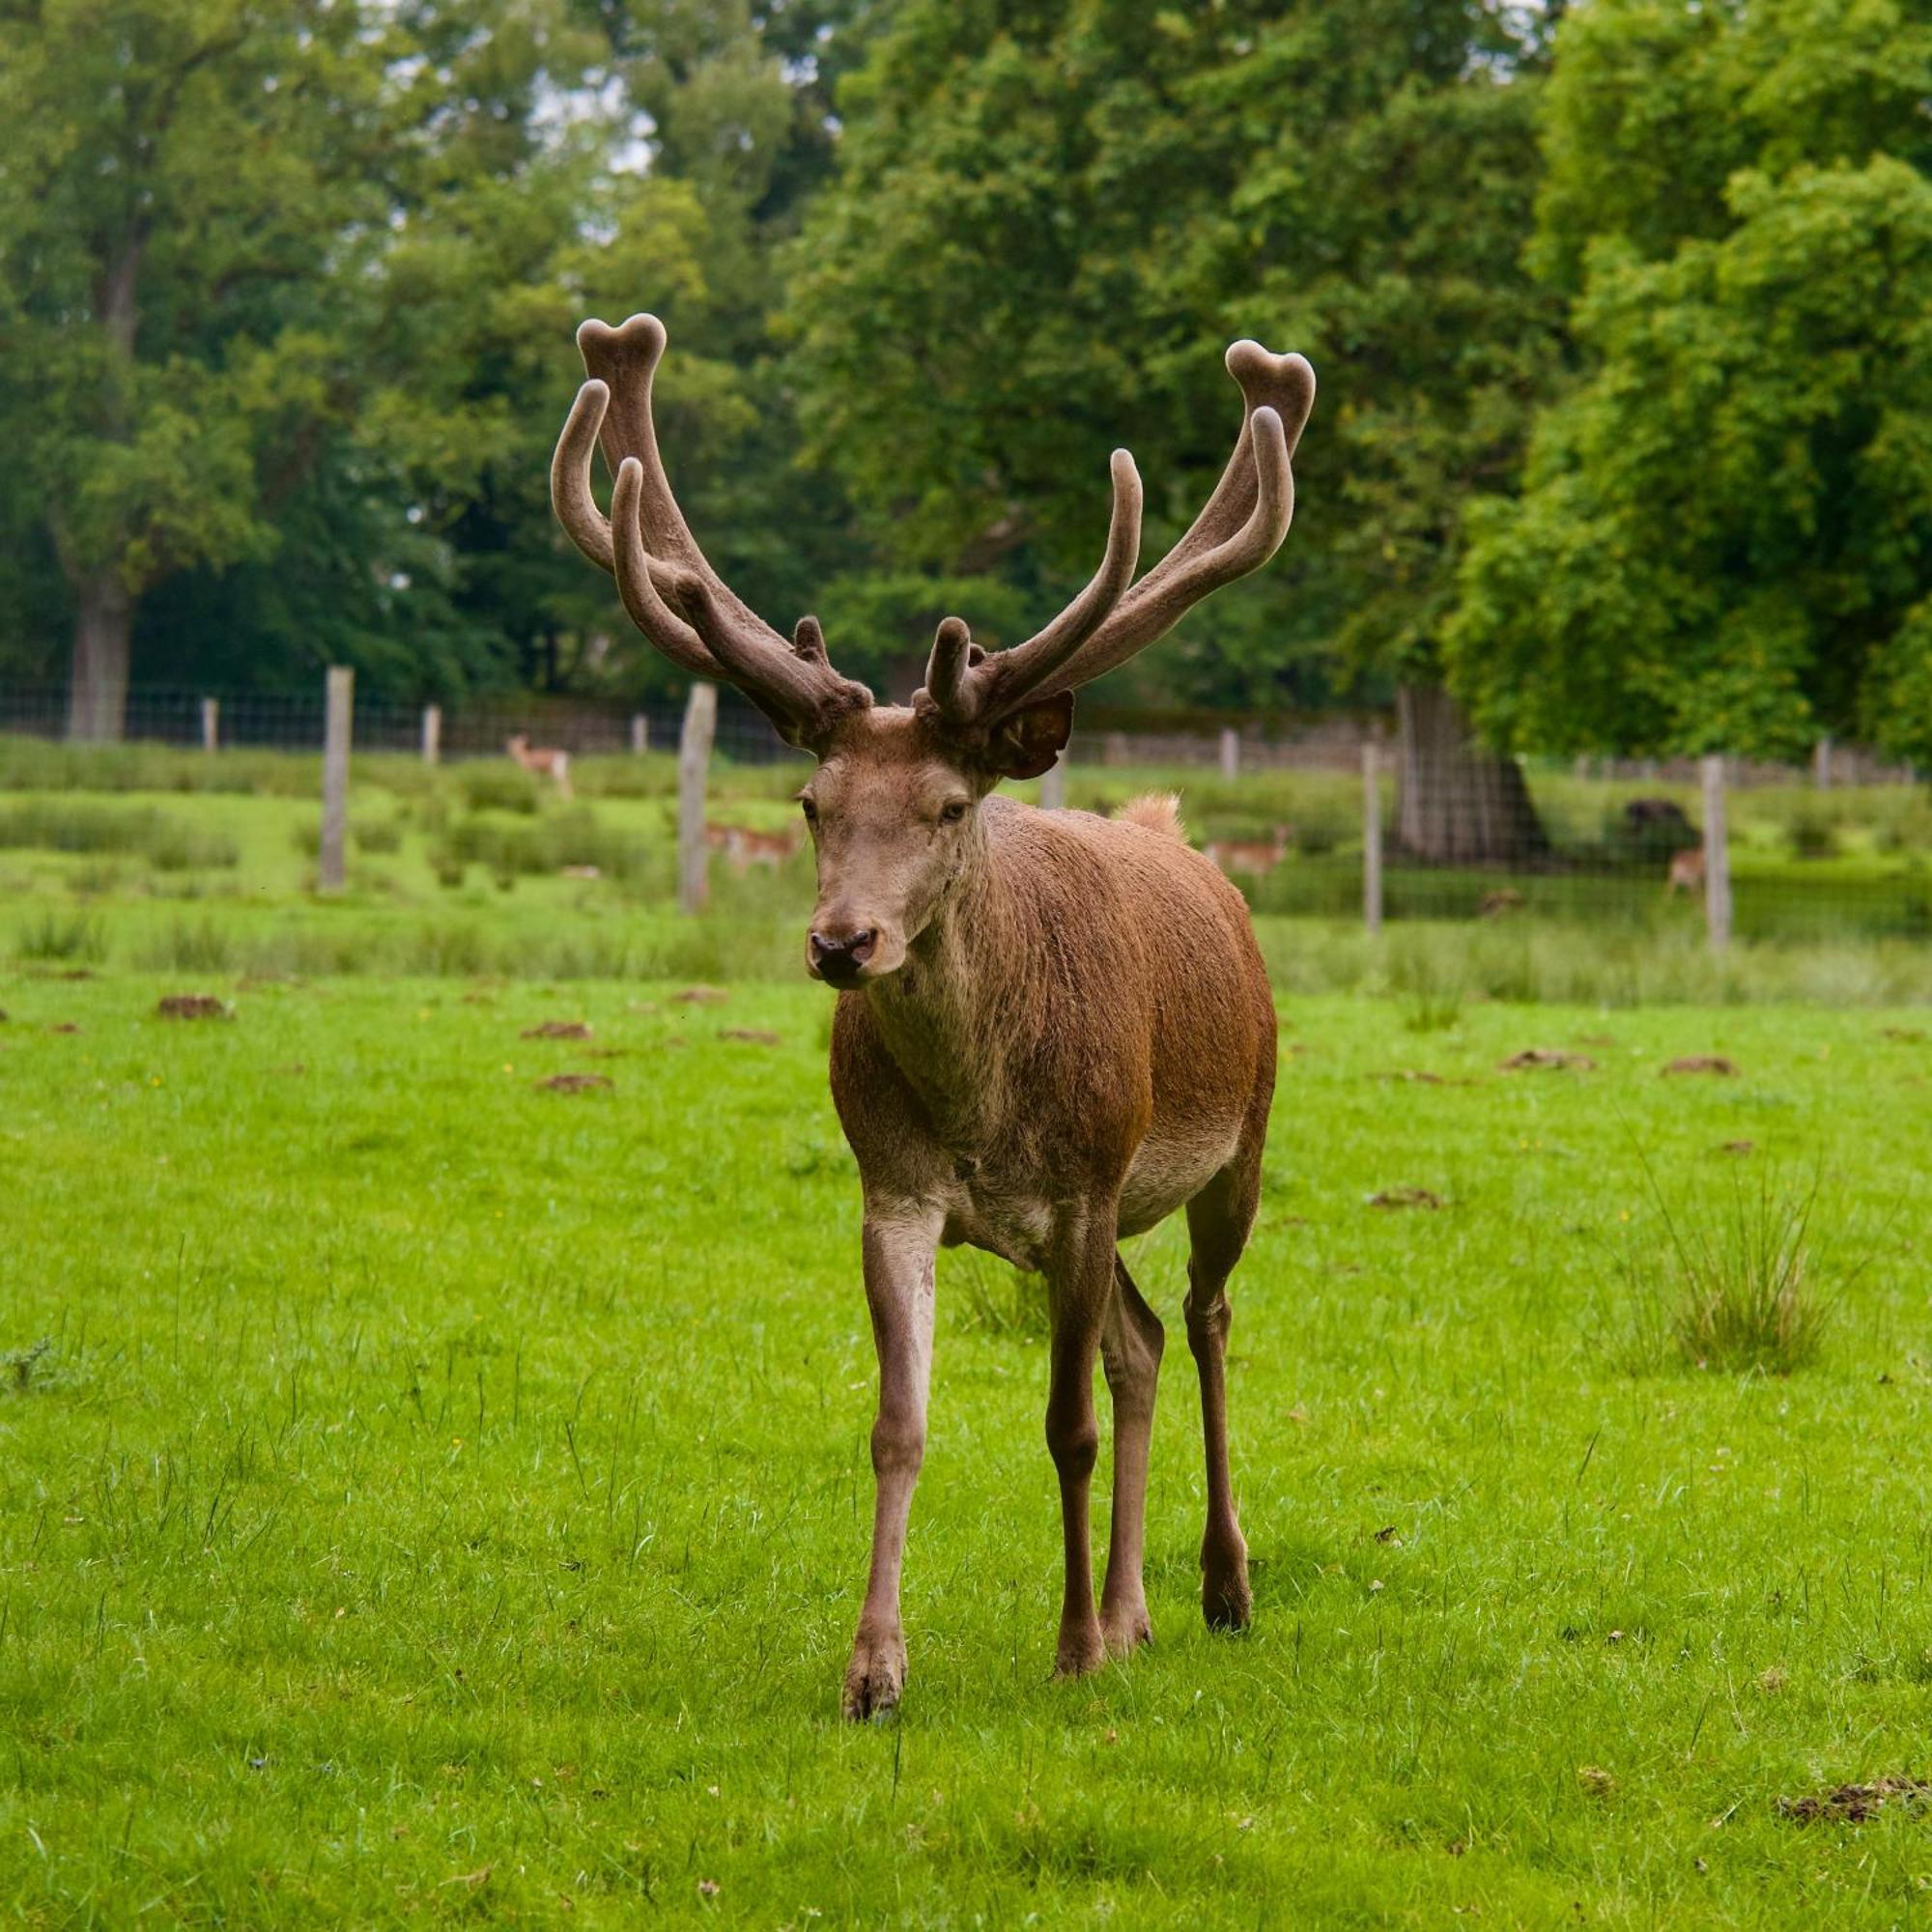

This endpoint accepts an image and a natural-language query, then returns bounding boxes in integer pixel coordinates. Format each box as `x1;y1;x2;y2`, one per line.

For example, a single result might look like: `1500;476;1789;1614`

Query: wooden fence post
1701;753;1732;953
1037;754;1067;811
1218;726;1240;783
631;713;649;756
1813;736;1833;789
319;667;353;893
421;703;441;765
200;697;219;753
677;682;717;915
1363;738;1384;938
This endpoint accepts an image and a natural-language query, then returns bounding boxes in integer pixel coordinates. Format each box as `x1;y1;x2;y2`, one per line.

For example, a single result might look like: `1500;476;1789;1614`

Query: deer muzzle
808;923;881;985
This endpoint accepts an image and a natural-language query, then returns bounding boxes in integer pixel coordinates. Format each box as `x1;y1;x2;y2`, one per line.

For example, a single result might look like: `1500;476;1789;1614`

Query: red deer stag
551;313;1315;1718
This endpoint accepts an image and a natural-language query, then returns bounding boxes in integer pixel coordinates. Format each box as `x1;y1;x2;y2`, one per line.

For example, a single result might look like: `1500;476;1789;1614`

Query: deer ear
986;692;1074;781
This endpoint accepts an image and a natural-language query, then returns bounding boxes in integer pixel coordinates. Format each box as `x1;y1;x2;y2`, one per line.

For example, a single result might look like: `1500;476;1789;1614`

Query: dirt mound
157;995;229;1020
522;1020;592;1040
1369;1187;1442;1210
1778;1777;1932;1825
1500;1049;1595;1072
1663;1055;1737;1076
537;1073;612;1094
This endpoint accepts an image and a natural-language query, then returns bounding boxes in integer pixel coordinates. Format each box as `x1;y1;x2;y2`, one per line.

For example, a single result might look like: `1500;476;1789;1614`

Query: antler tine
554;311;874;742
921;450;1143;726
1037;344;1314;697
551;378;617;574
608;459;721;678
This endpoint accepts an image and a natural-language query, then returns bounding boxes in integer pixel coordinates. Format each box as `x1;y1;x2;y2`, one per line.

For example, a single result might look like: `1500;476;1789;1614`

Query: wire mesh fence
0;681;795;764
2;678;1927;944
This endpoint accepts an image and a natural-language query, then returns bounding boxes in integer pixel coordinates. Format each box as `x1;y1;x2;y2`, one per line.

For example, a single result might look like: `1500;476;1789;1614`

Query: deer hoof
842;1629;907;1721
1100;1601;1153;1658
1053;1619;1108;1679
1203;1560;1252;1632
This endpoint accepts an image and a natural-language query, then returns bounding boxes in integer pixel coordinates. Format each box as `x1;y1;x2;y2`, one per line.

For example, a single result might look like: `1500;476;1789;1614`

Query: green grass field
5;962;1932;1926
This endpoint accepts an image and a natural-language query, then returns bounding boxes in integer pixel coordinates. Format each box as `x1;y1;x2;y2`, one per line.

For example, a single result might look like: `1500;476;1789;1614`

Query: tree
785;0;1563;850
0;0;686;732
1446;0;1932;765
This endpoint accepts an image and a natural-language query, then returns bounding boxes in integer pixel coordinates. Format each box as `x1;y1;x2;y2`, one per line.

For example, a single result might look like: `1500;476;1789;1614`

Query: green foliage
785;1;1560;711
1448;0;1932;761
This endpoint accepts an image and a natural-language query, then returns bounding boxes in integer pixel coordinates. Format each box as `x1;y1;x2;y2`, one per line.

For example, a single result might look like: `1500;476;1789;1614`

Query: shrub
1614;1164;1837;1375
137;917;238;973
1787;809;1840;862
459;765;541;814
353;817;404;854
14;910;107;963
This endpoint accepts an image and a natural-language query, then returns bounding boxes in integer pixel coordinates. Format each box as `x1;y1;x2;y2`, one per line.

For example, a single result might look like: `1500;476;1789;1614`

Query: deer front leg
1044;1207;1118;1679
843;1207;940;1721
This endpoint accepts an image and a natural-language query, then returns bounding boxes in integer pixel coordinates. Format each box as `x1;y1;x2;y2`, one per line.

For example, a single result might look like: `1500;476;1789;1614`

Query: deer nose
810;927;877;980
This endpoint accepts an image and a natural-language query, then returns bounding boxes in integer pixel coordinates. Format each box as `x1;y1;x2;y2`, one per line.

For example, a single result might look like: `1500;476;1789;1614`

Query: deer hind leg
1183;1151;1262;1631
1043;1208;1119;1678
1098;1253;1164;1658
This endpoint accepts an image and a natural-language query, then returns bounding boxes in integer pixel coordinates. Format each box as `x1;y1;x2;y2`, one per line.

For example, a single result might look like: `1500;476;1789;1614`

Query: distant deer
552;312;1314;1718
704;821;806;873
505;733;573;800
1667;846;1705;894
1203;823;1293;876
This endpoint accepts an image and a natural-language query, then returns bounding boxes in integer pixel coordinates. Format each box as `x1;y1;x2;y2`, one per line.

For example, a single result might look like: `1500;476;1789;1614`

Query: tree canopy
784;0;1560;711
3;0;1930;771
1445;0;1932;762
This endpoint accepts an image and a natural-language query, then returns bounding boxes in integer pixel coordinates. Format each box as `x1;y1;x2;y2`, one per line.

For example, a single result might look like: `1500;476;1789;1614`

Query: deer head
552;314;1315;986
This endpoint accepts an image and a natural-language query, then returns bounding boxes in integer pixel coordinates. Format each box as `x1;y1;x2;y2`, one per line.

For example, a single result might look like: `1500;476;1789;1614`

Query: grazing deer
1204;823;1293;876
1667;846;1705;894
704;820;806;873
552;313;1314;1717
505;733;574;800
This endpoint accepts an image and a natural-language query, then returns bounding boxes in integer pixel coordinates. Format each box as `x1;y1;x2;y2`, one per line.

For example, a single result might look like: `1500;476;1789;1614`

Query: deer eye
798;796;818;823
938;801;969;826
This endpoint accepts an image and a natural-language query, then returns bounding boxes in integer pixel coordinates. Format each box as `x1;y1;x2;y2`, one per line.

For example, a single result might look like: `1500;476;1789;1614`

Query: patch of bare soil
1663;1055;1737;1076
1369;1187;1443;1210
721;1029;781;1046
59;969;94;981
1882;1027;1925;1043
1500;1049;1596;1072
1717;1140;1756;1156
674;986;729;1006
537;1073;612;1094
1777;1777;1932;1825
157;995;230;1020
49;1023;79;1035
522;1021;592;1040
583;1047;633;1060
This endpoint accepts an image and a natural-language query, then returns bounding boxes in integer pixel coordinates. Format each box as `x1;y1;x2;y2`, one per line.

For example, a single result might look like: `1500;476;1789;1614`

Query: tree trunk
1395;682;1548;865
67;573;133;743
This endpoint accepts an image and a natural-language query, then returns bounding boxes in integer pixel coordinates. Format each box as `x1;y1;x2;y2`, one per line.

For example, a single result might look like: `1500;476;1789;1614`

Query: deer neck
862;832;1033;1154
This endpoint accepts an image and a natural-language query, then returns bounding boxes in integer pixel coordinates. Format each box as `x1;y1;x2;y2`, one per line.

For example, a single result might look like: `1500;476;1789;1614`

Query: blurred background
2;0;1929;970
